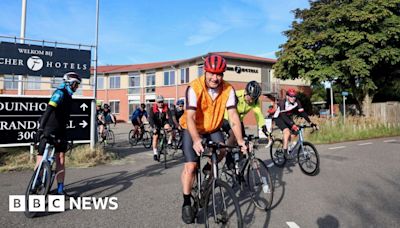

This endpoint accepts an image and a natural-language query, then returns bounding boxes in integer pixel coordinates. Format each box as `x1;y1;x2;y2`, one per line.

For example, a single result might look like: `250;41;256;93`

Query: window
165;98;175;108
164;70;175;86
110;101;120;114
92;75;104;89
198;64;203;76
129;100;141;117
51;77;64;88
4;75;18;89
146;72;156;93
180;67;190;84
128;73;140;94
109;75;120;89
26;76;41;90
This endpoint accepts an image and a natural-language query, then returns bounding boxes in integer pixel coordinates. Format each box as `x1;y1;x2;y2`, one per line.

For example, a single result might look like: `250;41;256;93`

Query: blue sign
342;91;349;96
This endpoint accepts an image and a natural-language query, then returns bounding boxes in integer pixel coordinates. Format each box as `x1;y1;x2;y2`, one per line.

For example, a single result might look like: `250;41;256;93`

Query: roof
93;52;276;74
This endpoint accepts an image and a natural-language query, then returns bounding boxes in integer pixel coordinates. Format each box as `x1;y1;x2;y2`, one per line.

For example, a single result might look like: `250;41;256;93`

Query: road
0;124;399;227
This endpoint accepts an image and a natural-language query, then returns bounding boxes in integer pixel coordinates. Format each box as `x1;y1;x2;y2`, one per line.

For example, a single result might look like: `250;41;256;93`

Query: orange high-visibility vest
180;76;233;134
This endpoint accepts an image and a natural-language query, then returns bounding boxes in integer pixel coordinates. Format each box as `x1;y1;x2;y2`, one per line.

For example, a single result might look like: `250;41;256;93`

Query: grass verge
303;116;400;144
0;145;117;173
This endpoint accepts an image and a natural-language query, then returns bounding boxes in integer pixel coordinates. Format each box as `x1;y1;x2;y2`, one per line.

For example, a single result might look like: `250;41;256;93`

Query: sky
0;0;310;66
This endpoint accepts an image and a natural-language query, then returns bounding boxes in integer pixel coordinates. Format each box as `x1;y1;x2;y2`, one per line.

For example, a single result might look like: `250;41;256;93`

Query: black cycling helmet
245;81;261;101
103;103;110;109
140;103;146;109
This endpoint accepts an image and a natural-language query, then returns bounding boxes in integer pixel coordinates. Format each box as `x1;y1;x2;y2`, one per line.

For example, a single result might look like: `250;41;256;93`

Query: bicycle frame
31;143;55;191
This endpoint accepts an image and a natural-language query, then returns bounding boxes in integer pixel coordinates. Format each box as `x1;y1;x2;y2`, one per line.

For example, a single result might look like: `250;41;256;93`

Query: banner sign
0;96;92;145
0;42;91;78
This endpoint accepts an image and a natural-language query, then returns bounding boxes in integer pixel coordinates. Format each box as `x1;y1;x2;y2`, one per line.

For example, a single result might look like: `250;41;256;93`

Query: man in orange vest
179;54;247;224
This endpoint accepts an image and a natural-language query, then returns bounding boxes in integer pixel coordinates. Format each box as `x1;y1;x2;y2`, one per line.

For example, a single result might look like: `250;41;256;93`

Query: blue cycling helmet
176;100;184;106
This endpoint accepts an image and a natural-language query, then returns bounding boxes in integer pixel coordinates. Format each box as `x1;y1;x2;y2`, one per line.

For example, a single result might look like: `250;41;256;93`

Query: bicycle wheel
298;141;319;176
203;179;243;228
24;161;52;218
128;130;138;146
270;139;286;167
246;158;274;211
107;130;115;146
142;131;152;149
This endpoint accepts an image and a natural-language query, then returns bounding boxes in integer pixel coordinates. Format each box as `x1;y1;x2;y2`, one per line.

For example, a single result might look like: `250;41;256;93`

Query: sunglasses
157;101;164;104
288;95;296;98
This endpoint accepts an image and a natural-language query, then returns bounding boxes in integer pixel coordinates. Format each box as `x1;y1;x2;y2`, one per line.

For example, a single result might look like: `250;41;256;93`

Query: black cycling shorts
274;117;298;135
38;136;68;155
131;119;140;126
182;129;224;163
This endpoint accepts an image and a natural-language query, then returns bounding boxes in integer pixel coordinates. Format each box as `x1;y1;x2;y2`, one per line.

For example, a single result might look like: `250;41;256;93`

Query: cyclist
175;99;185;122
222;80;271;168
98;103;116;142
179;54;247;224
35;72;81;196
274;88;316;158
148;95;175;161
131;103;148;138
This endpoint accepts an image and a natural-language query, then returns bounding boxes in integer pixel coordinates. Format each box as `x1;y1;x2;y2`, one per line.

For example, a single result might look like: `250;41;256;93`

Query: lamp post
18;0;27;95
330;81;334;118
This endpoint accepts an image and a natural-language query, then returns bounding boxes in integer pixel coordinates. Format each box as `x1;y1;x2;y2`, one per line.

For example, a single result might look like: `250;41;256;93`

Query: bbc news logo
9;195;118;212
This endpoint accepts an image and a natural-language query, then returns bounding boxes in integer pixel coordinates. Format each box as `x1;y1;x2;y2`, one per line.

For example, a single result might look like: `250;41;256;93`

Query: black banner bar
0;42;91;78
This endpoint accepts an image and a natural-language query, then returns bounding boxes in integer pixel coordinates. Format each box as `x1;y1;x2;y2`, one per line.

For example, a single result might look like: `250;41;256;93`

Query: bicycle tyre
298;141;320;176
270;138;286;167
142;131;152;149
24;161;51;218
107;130;115;146
203;179;243;228
246;158;274;211
128;129;138;146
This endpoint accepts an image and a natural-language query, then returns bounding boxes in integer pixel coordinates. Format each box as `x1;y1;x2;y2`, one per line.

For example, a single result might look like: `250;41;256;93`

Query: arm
252;101;268;133
227;108;245;146
296;101;312;123
186;109;203;155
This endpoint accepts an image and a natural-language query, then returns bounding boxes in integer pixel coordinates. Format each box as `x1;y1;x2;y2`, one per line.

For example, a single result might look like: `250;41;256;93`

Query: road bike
190;140;243;227
156;128;178;168
25;135;58;218
222;134;274;211
170;128;182;153
270;124;320;175
99;123;115;147
128;123;152;149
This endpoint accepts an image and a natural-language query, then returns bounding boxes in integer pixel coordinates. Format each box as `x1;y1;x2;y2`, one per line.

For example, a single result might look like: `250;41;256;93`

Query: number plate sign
0;95;92;146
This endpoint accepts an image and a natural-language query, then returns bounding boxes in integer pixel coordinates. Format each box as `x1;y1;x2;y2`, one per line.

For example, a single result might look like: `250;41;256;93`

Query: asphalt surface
0;124;399;228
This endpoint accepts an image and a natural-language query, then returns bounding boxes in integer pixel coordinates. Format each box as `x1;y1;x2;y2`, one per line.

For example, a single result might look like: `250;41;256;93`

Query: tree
273;0;400;115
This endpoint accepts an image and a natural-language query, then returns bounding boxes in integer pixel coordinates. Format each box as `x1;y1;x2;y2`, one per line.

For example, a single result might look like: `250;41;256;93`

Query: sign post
341;91;348;122
0;95;92;147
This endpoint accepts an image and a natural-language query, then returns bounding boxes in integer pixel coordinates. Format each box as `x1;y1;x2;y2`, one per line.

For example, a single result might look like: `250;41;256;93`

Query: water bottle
262;177;270;193
233;152;240;175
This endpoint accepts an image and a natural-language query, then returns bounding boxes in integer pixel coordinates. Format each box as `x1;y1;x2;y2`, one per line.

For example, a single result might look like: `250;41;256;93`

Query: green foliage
274;0;400;114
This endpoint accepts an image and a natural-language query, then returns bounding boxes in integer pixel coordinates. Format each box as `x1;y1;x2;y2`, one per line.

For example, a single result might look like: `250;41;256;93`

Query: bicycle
222;134;274;211
190;140;243;227
99;123;115;147
128;123;152;149
170;128;183;153
156;128;176;169
270;124;320;175
25;135;58;218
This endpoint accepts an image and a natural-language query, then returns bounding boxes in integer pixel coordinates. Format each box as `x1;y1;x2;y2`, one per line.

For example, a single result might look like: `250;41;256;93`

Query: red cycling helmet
286;88;297;97
204;54;227;74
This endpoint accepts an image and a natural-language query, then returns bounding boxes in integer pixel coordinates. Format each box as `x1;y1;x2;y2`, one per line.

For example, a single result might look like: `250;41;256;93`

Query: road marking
358;142;372;146
328;146;346;150
267;163;274;168
287;221;300;228
384;139;397;143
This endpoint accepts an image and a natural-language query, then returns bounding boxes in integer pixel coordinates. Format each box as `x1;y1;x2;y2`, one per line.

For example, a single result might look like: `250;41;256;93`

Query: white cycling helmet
156;95;164;102
63;72;82;84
